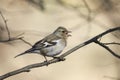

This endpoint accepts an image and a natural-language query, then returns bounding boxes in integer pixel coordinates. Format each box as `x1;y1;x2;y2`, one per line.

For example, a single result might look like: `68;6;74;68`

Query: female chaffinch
15;27;71;62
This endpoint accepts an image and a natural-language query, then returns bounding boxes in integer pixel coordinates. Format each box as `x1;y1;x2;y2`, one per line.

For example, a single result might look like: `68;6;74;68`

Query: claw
44;60;50;66
53;57;66;61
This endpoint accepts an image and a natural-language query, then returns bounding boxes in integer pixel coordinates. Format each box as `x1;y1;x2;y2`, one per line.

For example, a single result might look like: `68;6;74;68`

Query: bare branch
0;35;32;47
0;11;32;47
103;42;120;45
0;27;120;80
19;38;32;46
0;11;11;40
94;40;120;58
0;37;23;42
12;32;32;46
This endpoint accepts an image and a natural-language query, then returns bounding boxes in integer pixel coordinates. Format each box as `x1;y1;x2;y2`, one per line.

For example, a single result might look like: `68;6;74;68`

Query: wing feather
32;34;60;50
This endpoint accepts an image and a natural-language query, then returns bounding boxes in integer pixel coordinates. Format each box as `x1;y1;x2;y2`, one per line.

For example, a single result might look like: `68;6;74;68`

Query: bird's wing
32;34;61;50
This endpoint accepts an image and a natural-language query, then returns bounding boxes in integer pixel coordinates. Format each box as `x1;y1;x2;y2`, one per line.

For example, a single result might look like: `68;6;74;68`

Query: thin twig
14;33;25;38
11;32;32;46
103;42;120;45
0;36;32;47
94;40;120;58
0;11;32;47
0;11;11;40
19;38;32;46
0;27;120;80
0;37;23;42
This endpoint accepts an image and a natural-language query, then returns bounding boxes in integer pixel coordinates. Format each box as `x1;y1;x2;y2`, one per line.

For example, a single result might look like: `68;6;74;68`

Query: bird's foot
53;57;66;61
44;60;50;66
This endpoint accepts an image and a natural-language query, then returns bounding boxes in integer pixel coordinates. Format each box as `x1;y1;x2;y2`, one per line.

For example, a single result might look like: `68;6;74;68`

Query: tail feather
14;52;27;58
14;48;34;58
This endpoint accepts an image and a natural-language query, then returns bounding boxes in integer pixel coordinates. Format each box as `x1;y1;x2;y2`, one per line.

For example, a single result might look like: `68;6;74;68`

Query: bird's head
53;26;71;39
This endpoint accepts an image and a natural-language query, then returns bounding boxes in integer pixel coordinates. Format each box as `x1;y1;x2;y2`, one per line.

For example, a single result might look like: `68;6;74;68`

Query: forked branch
0;11;32;46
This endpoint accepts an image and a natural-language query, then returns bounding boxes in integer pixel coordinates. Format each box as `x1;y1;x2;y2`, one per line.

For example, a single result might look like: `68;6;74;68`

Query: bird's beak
67;31;72;37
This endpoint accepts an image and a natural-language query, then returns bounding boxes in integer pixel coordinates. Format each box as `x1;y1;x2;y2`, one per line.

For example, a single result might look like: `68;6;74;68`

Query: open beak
67;31;72;37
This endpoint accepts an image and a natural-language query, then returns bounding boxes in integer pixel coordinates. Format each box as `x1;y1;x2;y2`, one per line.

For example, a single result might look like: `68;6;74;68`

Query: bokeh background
0;0;120;80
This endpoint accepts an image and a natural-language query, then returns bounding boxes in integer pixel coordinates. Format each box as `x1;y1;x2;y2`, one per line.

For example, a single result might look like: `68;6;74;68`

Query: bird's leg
53;56;66;61
43;56;49;66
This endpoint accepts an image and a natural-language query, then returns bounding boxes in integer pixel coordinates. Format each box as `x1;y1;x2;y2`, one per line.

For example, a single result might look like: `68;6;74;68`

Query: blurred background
0;0;120;80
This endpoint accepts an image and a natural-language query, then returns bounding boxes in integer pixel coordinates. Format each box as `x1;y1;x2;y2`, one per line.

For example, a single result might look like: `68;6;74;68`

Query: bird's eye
62;31;65;33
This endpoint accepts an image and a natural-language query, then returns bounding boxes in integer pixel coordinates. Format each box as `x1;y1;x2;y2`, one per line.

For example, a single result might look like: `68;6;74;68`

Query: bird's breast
44;39;66;57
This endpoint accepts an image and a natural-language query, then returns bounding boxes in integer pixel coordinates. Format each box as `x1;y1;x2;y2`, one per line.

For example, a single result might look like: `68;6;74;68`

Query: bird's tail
14;52;27;58
14;48;34;58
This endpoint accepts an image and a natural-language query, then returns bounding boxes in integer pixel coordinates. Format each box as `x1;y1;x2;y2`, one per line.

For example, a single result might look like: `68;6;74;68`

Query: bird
15;26;71;62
